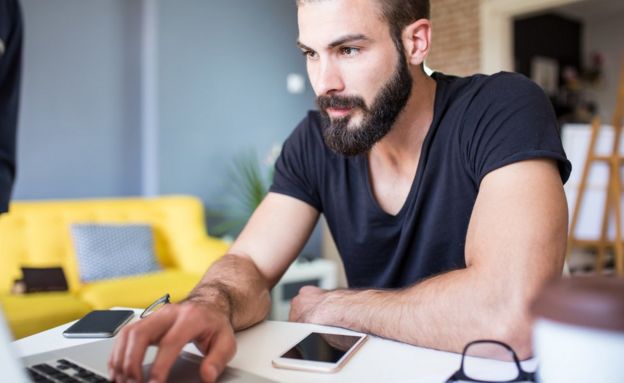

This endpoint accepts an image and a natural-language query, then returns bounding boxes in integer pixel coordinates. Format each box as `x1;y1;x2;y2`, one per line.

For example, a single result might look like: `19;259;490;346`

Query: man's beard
316;53;413;156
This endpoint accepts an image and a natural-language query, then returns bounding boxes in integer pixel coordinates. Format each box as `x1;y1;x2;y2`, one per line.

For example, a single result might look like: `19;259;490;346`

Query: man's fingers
147;305;213;382
199;328;237;383
121;325;153;382
298;285;321;295
109;308;176;382
289;287;327;323
108;327;128;381
288;304;298;322
145;333;191;383
288;294;302;322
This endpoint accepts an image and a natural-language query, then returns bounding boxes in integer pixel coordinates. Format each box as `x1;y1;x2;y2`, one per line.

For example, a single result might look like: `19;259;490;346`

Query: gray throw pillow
71;224;160;282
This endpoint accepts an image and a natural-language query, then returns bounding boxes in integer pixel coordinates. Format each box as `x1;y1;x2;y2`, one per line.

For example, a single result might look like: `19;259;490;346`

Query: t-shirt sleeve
461;72;572;184
269;112;323;212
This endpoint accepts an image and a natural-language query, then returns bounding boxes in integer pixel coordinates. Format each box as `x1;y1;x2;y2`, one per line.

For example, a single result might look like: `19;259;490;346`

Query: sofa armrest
175;235;230;275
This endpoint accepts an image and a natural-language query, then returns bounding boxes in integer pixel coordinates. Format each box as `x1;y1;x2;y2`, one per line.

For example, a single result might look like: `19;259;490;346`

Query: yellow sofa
0;195;229;338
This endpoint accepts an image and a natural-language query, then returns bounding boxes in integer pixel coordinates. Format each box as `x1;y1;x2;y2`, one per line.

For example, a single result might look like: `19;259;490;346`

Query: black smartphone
62;310;134;338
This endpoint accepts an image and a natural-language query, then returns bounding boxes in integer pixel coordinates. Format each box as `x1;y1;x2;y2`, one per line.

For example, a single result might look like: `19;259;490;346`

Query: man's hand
108;302;236;383
106;191;320;382
288;285;330;323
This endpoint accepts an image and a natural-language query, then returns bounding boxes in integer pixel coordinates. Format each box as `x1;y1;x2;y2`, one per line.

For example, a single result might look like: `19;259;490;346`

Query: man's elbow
493;313;534;360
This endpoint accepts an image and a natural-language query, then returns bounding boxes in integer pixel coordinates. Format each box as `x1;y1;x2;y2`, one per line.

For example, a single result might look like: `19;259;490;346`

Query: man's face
297;0;413;156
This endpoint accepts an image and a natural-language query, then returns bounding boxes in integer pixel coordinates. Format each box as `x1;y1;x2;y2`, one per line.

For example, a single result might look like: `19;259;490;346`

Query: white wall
479;0;583;74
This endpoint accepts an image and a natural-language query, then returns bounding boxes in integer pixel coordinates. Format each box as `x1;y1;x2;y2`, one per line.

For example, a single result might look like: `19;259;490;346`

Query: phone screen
63;310;134;337
280;332;364;363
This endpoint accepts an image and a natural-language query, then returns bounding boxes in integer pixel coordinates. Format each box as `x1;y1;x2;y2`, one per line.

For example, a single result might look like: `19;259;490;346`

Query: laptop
0;310;278;382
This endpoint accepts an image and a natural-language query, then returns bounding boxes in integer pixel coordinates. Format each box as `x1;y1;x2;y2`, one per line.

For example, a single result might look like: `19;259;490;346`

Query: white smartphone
272;332;368;373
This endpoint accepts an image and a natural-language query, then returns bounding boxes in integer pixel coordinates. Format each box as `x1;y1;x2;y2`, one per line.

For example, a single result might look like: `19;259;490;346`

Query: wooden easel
567;63;624;275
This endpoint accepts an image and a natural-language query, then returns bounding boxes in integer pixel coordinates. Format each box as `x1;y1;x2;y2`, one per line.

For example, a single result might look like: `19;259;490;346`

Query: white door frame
480;0;584;74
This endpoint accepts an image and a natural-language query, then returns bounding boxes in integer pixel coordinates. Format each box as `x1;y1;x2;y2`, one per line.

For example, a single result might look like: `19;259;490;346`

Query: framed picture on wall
531;56;559;96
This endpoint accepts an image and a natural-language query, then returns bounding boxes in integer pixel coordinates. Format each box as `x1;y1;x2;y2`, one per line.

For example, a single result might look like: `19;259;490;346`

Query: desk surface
13;309;537;383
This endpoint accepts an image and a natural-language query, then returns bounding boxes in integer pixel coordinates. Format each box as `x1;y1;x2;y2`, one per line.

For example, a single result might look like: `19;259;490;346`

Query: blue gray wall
157;0;316;207
15;0;143;198
14;0;320;255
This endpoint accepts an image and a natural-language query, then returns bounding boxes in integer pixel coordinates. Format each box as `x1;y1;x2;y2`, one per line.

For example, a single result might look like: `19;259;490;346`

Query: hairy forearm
312;268;537;357
185;254;271;331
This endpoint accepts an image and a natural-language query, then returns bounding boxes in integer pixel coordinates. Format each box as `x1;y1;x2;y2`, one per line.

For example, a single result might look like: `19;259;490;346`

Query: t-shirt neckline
360;72;448;219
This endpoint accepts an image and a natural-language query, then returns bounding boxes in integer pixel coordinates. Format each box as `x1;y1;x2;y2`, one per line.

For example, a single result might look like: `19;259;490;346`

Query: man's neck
370;72;437;173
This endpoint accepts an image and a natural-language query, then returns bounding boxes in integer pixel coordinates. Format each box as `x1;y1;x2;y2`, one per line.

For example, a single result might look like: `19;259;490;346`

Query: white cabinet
270;259;337;321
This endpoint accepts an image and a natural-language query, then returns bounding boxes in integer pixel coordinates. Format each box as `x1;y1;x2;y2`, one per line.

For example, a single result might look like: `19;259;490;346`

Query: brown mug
531;276;624;383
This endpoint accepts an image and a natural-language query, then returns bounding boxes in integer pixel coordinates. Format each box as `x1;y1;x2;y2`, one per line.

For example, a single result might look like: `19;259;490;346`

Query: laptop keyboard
27;359;109;383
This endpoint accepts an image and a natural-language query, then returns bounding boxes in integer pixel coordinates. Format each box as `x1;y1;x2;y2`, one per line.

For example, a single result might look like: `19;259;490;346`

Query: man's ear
401;19;432;66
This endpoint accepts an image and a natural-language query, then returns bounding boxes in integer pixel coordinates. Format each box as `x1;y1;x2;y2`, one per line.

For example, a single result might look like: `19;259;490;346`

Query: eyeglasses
140;293;170;319
446;340;536;383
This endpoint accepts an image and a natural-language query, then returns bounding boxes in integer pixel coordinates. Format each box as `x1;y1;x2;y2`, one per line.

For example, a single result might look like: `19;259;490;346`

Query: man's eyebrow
296;40;313;51
327;34;370;48
296;34;371;51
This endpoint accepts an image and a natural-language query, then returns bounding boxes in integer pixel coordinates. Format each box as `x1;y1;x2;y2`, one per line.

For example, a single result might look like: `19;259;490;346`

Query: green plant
211;147;279;237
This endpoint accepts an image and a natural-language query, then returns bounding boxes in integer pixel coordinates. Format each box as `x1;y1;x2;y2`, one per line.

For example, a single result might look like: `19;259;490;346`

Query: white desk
13;309;537;383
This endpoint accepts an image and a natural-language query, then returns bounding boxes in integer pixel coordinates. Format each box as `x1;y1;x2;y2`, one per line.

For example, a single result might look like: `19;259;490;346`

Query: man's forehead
297;0;379;8
297;0;387;47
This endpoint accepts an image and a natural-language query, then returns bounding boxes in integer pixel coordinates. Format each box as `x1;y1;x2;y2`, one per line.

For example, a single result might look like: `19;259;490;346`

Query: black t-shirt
270;72;571;289
0;0;23;213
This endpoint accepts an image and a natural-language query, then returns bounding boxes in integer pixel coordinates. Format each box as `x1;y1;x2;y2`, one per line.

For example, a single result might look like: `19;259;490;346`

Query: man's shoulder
437;71;541;97
434;71;549;120
477;71;544;97
302;110;322;129
289;110;324;146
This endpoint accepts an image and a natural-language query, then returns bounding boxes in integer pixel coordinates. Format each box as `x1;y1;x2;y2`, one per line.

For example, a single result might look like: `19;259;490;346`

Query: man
0;0;22;214
109;0;571;382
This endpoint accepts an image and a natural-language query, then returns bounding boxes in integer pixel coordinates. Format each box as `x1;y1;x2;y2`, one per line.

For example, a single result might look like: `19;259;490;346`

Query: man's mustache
316;95;368;113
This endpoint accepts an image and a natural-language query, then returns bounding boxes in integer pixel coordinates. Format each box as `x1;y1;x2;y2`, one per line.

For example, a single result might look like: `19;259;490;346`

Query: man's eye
302;50;318;59
340;47;360;56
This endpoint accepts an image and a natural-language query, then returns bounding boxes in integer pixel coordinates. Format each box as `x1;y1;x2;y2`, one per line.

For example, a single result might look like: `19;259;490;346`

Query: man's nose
315;59;345;95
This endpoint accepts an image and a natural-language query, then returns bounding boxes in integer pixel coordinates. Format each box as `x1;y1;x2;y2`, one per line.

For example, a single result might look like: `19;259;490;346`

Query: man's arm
109;192;319;383
290;159;567;359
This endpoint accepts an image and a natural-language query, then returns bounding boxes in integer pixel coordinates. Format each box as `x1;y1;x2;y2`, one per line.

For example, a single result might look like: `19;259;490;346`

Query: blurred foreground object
532;277;624;383
0;0;22;214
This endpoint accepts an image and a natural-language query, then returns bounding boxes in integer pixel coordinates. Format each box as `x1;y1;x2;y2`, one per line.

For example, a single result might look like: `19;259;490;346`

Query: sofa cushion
20;266;69;293
71;224;160;282
0;293;91;339
79;269;201;310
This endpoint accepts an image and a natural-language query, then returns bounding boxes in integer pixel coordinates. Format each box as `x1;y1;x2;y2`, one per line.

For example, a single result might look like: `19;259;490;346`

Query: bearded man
110;1;571;382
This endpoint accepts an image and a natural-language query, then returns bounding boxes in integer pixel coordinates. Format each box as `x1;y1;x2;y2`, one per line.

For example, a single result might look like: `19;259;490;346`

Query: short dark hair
297;0;430;55
376;0;430;49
